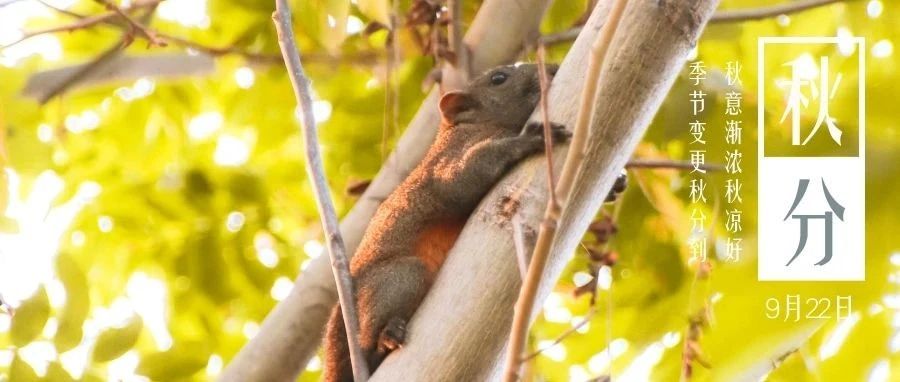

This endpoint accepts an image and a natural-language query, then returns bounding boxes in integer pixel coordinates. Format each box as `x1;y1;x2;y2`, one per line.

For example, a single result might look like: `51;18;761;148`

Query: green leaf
357;0;390;25
10;355;40;382
10;286;50;347
91;315;143;363
136;344;209;380
54;254;90;352
319;0;350;53
44;361;75;382
0;215;18;233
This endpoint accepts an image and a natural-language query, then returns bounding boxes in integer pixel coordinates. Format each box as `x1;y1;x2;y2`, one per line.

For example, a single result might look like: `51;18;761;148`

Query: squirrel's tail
322;305;355;382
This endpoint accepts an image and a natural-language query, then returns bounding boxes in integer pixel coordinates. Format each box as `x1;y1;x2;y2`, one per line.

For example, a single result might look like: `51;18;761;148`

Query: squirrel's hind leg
356;257;431;369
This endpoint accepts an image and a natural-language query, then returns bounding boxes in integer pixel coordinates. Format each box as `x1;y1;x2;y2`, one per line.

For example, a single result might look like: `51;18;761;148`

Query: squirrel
322;63;570;381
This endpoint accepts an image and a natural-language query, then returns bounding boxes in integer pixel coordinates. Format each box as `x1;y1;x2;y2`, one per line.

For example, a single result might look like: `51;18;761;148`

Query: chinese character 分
783;178;845;266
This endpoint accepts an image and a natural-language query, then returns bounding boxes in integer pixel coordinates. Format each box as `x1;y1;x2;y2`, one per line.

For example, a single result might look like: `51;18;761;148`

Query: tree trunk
219;1;552;380
370;0;720;380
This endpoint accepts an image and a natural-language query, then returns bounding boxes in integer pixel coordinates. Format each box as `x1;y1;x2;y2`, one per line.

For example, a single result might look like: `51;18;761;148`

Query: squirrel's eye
490;72;508;85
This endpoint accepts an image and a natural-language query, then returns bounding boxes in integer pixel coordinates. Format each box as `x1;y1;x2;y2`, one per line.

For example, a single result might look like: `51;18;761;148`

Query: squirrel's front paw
377;317;407;353
522;122;571;143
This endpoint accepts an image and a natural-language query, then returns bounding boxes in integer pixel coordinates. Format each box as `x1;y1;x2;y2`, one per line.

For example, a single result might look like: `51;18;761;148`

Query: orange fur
414;220;465;276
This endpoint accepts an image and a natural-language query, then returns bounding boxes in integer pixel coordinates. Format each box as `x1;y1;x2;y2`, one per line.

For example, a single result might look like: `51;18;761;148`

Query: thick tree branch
219;1;553;380
272;0;369;381
370;0;719;379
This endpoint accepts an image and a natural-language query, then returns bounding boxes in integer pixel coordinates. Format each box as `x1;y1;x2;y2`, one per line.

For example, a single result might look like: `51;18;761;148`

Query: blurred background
0;0;898;381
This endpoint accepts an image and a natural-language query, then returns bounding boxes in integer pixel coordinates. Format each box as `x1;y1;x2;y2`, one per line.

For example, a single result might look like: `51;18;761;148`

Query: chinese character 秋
780;56;843;146
690;178;708;203
725;179;743;203
726;61;742;86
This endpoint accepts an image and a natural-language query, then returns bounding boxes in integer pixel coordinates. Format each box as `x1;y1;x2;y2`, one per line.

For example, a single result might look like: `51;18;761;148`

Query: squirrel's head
439;63;558;130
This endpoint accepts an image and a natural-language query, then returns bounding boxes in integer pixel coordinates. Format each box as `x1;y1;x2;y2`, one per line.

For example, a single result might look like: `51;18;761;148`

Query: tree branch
271;1;369;381
371;0;720;379
709;0;851;23
540;0;852;46
626;158;724;172
504;0;629;378
219;0;554;380
0;0;161;49
95;0;166;46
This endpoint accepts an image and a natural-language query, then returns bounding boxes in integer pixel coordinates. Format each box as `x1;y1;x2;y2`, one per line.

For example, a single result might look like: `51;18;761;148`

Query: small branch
625;158;724;172
0;0;25;8
0;293;13;316
446;0;468;81
36;4;162;103
540;0;851;47
36;0;85;18
95;0;167;47
539;28;581;46
709;0;850;23
0;0;161;49
272;1;369;382
521;307;596;362
501;0;630;380
155;32;283;63
38;37;127;104
12;2;372;66
536;46;559;210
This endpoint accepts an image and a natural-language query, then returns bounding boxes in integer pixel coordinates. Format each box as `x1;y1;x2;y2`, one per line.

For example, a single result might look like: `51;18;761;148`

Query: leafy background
0;0;898;381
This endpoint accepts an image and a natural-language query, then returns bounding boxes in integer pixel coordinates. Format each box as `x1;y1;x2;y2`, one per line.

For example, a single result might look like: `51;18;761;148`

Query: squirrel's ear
439;91;478;125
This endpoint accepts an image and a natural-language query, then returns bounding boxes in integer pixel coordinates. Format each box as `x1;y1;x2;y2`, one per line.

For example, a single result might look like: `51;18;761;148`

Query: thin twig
95;0;167;46
0;0;25;8
36;5;161;103
0;0;161;49
10;0;360;65
155;32;282;63
0;293;13;316
501;0;630;381
447;0;468;81
522;307;597;362
710;0;850;23
38;37;127;104
36;0;85;18
626;158;724;172
271;1;369;381
536;46;559;210
540;0;852;47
